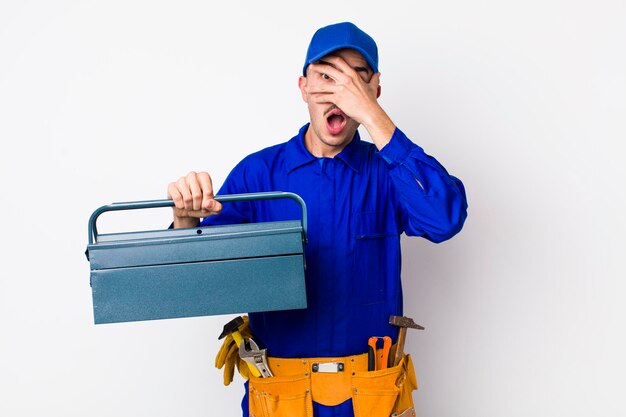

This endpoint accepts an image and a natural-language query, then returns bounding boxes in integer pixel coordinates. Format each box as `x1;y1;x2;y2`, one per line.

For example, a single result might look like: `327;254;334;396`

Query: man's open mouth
325;107;347;135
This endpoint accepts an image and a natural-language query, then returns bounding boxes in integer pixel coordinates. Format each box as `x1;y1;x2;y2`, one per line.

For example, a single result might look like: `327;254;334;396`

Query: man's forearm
361;104;396;150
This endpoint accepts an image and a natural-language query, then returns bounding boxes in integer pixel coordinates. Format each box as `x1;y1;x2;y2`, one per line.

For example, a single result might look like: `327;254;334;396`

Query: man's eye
322;73;331;80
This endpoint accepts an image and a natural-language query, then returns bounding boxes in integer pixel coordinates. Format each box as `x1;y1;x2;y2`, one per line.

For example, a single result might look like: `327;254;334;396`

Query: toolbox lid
88;220;304;270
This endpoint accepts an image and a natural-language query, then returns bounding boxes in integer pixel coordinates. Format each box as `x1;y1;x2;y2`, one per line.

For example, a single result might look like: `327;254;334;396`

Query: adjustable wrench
239;337;274;378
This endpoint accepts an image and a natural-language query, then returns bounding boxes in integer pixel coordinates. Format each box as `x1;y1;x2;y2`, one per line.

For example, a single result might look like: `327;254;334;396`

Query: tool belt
247;351;417;417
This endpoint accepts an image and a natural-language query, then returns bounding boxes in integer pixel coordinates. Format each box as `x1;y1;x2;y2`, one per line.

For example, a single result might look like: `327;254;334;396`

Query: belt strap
267;352;370;375
266;352;370;406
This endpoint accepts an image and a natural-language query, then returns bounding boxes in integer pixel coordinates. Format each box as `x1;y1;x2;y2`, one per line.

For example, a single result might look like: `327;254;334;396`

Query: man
168;22;467;417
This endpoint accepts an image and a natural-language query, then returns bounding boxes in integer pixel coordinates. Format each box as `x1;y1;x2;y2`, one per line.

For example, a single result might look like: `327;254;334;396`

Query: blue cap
303;22;378;75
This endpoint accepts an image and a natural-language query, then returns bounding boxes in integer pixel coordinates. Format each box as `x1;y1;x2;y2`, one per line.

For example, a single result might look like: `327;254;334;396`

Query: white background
1;1;625;416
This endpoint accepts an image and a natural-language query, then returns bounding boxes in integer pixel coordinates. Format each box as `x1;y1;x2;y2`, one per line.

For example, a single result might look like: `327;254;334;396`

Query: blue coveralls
201;124;468;416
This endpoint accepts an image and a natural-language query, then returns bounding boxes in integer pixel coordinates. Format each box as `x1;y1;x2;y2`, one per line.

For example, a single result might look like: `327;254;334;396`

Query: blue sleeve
378;128;468;243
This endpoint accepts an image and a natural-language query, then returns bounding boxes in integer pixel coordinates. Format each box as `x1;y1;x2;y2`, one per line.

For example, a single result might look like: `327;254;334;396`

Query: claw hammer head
389;316;424;331
389;315;424;366
218;316;245;340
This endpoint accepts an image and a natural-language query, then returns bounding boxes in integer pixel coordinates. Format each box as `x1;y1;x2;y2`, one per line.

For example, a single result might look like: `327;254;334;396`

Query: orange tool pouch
247;351;418;417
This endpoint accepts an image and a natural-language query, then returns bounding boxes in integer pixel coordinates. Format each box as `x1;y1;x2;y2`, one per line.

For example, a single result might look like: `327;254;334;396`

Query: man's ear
298;76;308;103
377;84;381;99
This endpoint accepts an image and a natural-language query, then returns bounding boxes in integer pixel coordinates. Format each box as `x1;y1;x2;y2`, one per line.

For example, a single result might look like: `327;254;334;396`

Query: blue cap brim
303;45;378;75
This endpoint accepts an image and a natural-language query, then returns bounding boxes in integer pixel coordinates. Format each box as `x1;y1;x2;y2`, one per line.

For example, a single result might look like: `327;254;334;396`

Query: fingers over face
308;61;347;84
308;93;335;106
317;55;357;77
311;55;375;84
369;71;381;90
306;82;338;95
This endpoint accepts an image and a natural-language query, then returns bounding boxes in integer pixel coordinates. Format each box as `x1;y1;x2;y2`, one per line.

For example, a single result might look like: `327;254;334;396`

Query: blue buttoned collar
285;123;363;173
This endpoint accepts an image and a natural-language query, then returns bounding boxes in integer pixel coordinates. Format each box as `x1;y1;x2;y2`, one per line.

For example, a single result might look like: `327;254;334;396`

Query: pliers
368;336;392;371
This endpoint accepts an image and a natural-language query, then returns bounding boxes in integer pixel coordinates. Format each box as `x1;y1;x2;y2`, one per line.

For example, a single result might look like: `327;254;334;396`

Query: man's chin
320;131;355;149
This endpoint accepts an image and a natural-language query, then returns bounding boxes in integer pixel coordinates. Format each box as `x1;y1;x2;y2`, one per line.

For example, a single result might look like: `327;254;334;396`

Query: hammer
218;316;262;378
389;315;424;366
218;316;246;343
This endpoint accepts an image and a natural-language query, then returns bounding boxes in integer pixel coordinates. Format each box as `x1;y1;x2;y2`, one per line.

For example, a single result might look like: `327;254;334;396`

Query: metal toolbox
86;192;308;324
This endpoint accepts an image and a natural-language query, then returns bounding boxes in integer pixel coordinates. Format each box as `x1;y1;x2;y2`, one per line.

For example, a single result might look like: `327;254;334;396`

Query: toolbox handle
87;191;308;245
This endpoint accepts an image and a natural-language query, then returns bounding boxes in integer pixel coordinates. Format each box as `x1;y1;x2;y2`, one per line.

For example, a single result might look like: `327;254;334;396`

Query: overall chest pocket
352;211;399;305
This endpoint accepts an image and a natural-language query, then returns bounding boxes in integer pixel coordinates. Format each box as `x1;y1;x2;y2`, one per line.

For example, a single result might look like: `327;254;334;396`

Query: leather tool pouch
247;354;417;417
351;355;417;417
248;374;313;417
